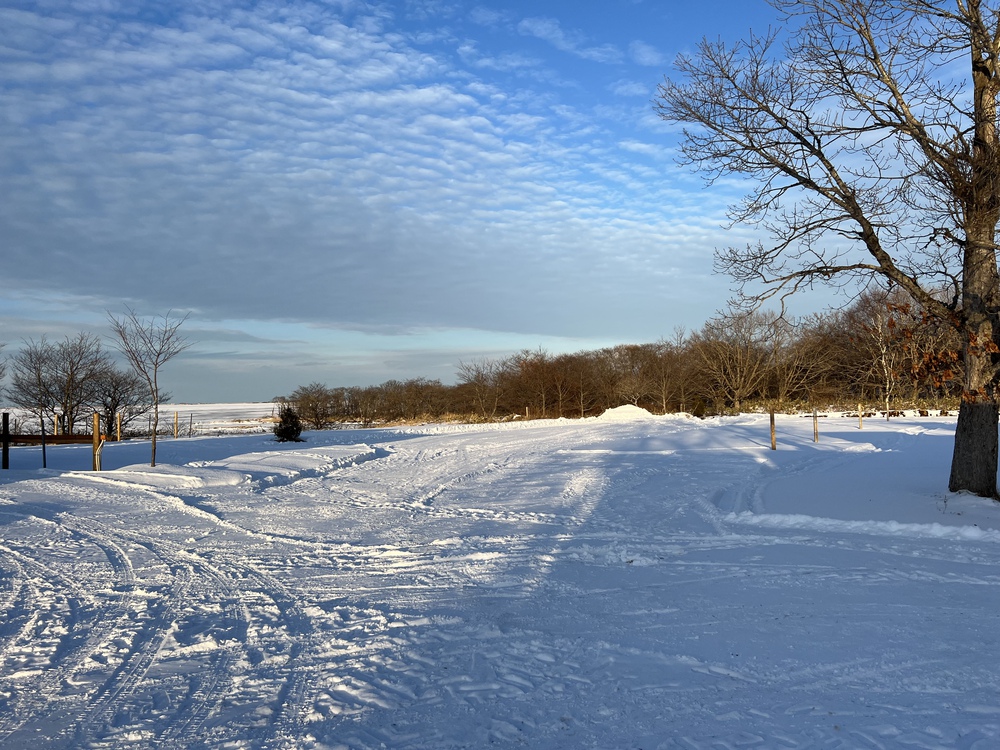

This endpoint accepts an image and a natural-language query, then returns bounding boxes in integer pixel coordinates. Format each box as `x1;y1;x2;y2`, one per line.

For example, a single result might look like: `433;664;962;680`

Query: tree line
282;287;963;428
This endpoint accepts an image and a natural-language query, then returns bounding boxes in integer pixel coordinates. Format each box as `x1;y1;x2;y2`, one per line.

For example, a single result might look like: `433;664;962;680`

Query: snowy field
3;403;281;438
167;403;280;435
128;402;281;437
0;408;998;749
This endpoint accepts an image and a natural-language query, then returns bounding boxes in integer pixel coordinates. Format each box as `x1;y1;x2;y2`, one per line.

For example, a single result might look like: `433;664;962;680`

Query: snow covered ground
0;409;997;749
164;403;280;436
4;403;280;439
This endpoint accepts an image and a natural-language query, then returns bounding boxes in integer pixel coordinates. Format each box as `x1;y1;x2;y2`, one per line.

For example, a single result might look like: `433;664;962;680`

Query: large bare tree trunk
950;400;999;496
950;15;1000;498
950;263;1000;497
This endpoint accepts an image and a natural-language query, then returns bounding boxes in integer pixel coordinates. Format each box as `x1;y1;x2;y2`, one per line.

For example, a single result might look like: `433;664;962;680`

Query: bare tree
847;289;910;414
691;310;775;414
108;309;190;466
512;348;552;418
894;295;965;405
399;378;448;420
457;357;513;421
550;353;578;418
568;353;602;418
607;345;655;407
780;314;846;407
52;333;110;432
7;338;56;429
646;334;696;414
347;385;383;427
765;316;838;410
93;366;152;438
7;334;109;432
289;382;337;429
655;1;1000;496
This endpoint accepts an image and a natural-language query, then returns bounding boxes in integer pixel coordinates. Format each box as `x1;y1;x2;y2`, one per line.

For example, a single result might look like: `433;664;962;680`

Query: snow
0;411;998;749
596;404;657;421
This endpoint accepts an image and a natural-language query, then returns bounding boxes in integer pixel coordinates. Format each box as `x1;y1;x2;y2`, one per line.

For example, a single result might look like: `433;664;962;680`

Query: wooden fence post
40;417;47;469
770;409;777;450
116;412;122;442
2;413;8;470
813;408;819;443
858;403;864;430
92;412;100;472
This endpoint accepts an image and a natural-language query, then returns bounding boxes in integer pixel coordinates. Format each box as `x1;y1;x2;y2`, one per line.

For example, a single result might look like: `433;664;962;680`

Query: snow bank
596;404;657;421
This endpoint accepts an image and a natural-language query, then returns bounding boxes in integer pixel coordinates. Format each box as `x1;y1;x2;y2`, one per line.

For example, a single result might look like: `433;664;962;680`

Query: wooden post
2;413;8;470
92;412;100;471
189;413;193;438
769;409;776;450
174;411;179;439
116;412;122;442
858;403;864;430
40;417;47;469
813;408;819;443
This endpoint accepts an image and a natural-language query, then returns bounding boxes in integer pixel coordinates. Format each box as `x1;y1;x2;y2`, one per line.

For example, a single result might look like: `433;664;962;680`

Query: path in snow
0;414;997;748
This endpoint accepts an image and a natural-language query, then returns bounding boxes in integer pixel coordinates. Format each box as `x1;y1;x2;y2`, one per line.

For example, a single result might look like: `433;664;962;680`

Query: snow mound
73;464;245;491
70;445;377;493
597;404;655;422
204;445;376;478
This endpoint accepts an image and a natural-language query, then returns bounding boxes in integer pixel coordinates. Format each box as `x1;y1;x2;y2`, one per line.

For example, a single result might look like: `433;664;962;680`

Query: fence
1;412;105;471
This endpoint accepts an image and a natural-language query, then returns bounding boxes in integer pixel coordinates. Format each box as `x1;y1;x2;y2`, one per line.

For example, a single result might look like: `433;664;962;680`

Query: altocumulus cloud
0;0;742;349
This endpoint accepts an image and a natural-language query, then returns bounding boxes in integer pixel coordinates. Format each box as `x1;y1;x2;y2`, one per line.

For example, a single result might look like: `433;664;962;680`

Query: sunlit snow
0;409;997;748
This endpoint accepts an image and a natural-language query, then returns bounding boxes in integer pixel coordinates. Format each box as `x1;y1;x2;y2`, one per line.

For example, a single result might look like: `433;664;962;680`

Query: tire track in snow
0;485;311;749
265;432;619;541
67;530;308;749
0;512;143;747
0;508;195;748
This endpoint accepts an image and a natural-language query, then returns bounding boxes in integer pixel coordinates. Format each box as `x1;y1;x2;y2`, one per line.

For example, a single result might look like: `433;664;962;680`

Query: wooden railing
2;413;105;471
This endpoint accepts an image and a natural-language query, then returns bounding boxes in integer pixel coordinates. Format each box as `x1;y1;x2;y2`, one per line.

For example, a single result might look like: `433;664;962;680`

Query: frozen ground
0;409;998;749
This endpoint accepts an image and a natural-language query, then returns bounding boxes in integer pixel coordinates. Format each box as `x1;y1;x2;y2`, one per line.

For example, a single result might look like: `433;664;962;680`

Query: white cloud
517;16;622;64
609;79;652;97
618;139;661;156
629;40;664;67
468;7;506;27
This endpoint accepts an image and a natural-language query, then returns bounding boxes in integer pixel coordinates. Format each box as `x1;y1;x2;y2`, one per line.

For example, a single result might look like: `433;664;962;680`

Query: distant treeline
280;288;963;428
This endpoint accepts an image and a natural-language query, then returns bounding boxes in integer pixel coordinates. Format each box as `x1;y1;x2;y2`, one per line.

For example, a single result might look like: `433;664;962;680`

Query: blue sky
1;0;797;402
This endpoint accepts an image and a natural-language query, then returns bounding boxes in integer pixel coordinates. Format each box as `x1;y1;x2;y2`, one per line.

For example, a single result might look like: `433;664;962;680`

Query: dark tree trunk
949;17;1000;499
949;400;999;498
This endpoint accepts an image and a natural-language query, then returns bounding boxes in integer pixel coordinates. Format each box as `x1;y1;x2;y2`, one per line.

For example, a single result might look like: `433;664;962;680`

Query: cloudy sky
2;0;795;402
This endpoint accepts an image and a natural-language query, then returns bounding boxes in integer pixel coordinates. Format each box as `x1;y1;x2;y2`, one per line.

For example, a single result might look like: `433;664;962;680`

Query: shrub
274;406;304;442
